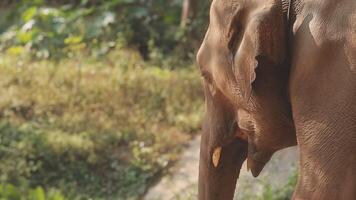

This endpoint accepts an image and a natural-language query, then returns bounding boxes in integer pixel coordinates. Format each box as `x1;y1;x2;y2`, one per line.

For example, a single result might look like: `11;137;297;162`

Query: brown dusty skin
197;0;296;199
289;0;356;199
197;0;356;199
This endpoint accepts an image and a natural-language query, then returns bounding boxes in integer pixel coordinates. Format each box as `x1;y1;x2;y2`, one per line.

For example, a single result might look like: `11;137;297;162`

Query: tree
181;0;193;28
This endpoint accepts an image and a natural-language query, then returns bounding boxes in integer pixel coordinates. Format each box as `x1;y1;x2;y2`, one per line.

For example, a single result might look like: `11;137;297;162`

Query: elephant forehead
209;0;235;36
210;0;275;25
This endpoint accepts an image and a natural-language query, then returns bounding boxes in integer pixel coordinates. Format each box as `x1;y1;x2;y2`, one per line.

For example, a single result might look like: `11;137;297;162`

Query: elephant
196;0;356;199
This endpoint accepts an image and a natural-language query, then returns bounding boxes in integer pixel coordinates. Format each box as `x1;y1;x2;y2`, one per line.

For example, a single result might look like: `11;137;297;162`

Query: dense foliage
0;184;66;200
0;0;209;61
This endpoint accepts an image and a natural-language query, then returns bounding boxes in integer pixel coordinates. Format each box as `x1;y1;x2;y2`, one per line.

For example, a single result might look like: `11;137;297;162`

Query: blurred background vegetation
0;0;209;62
0;0;207;199
0;0;296;199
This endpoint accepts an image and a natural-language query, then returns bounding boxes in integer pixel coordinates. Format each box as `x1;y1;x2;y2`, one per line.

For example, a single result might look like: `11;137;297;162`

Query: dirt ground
143;136;298;200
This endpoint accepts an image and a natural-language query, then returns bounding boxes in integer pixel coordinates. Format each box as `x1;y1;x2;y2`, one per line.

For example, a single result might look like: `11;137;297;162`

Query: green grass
260;170;297;200
0;49;204;199
146;178;297;200
0;184;66;200
172;169;297;200
241;169;298;200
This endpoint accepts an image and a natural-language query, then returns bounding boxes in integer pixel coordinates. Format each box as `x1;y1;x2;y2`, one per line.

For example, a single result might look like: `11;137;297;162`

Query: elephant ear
232;1;286;103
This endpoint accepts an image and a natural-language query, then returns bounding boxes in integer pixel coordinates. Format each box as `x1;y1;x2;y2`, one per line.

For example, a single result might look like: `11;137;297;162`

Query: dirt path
143;137;200;200
143;136;298;200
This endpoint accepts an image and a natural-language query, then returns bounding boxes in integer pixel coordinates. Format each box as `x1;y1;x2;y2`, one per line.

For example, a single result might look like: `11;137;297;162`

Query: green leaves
17;30;36;43
0;0;209;61
29;187;46;200
22;7;38;22
64;36;82;45
0;184;66;200
6;46;25;56
0;184;21;200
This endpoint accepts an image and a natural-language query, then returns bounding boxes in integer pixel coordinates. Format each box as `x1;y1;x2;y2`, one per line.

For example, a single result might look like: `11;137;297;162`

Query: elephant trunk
198;118;248;200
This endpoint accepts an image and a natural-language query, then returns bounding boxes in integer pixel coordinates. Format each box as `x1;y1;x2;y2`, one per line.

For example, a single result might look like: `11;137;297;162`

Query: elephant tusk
247;156;251;171
212;147;222;167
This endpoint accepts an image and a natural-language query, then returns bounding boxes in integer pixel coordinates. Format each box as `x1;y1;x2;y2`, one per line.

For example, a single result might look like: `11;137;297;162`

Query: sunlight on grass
0;49;204;199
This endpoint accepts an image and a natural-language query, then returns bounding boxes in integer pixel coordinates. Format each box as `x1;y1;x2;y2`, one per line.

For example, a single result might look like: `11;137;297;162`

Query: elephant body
289;0;356;199
197;0;356;199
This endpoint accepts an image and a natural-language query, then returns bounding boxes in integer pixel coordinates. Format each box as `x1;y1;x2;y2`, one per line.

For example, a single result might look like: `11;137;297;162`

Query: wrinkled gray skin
197;0;356;199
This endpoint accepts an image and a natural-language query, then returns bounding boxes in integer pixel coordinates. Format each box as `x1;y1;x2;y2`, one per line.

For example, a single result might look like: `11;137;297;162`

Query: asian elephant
196;0;356;199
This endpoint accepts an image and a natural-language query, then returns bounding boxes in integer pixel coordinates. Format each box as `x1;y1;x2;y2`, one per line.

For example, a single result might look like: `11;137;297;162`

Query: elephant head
196;0;296;199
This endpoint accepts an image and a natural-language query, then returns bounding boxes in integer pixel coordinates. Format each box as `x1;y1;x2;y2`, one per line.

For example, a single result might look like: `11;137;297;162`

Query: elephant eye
201;71;217;95
201;71;212;83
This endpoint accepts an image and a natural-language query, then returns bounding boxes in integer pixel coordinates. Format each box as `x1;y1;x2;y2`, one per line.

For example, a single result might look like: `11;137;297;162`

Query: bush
260;170;298;200
0;184;66;200
0;49;203;199
241;169;298;200
0;0;209;61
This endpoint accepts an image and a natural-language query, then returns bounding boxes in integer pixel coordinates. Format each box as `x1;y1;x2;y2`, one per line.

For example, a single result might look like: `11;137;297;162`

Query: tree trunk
181;0;193;28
